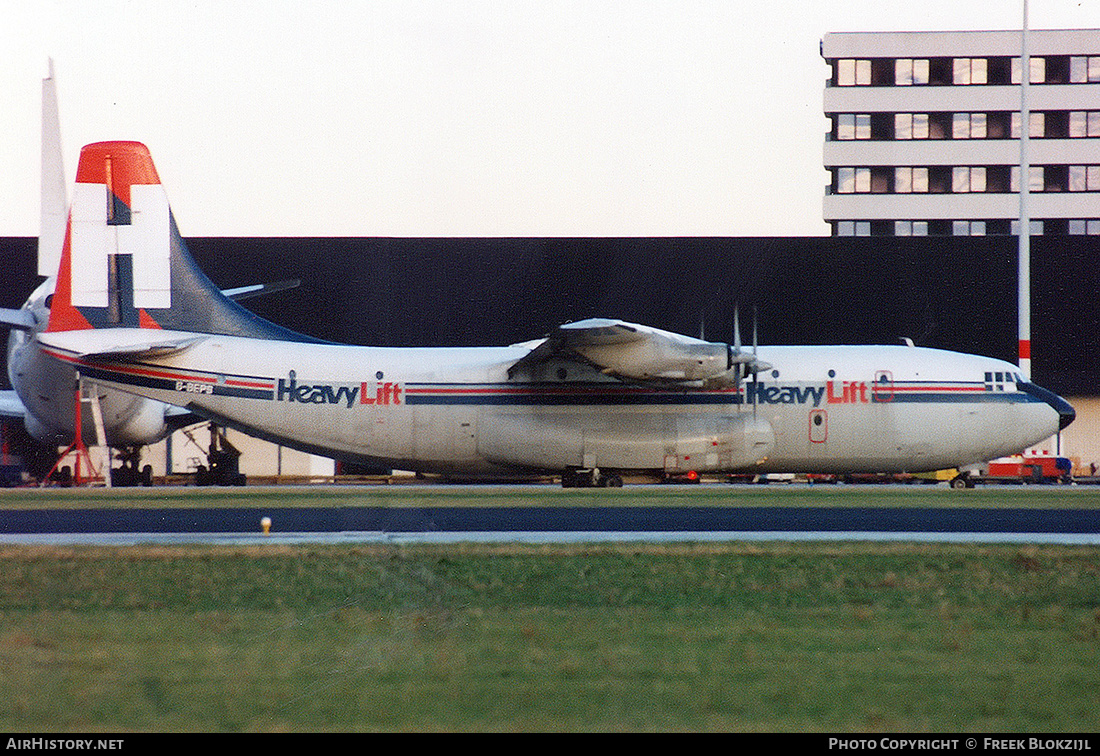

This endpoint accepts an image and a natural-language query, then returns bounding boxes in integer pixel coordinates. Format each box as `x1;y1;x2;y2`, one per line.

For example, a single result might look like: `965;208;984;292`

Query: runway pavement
1;501;1098;546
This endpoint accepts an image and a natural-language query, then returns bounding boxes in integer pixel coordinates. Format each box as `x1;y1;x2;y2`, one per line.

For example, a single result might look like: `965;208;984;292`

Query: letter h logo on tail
48;141;171;333
46;140;324;343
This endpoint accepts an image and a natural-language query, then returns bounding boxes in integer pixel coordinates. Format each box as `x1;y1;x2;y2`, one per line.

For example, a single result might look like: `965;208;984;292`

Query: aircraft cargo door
413;405;478;465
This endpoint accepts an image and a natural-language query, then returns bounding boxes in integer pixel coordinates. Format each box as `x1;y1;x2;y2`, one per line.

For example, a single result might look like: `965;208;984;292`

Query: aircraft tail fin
46;141;320;343
39;59;67;278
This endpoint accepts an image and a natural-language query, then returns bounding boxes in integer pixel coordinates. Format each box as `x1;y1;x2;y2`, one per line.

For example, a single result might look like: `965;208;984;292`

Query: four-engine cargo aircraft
34;141;1075;487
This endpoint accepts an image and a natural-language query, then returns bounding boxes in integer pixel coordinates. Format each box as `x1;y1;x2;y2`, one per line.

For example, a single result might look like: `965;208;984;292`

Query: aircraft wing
0;390;27;418
509;318;733;382
0;307;37;331
164;405;206;432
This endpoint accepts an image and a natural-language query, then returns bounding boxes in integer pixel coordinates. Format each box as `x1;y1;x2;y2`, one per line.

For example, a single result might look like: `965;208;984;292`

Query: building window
835;55;1061;87
1010;166;1047;192
1069;111;1100;137
894;221;929;236
837;168;852;193
953;113;969;139
928;166;952;193
953;167;987;193
986;165;1011;192
886;112;1025;140
1011;112;1046;138
896;58;930;85
869;113;894;140
953;112;987;139
1012;56;1047;84
835;221;871;237
836;167;873;193
953;221;987;236
1046;56;1072;84
836;59;871;86
835;166;1061;195
836;114;871;140
870;166;892;193
986;112;1011;138
1070;56;1100;83
895;167;929;193
928;113;952;139
1069;166;1100;192
895;113;930;140
1069;219;1100;235
954;58;988;85
1010;219;1045;235
928;58;953;85
987;57;1013;85
1045;165;1068;192
1045;111;1070;139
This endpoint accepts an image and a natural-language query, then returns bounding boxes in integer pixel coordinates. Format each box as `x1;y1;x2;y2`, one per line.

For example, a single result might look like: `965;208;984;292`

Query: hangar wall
7;235;1097;389
176;235;1097;395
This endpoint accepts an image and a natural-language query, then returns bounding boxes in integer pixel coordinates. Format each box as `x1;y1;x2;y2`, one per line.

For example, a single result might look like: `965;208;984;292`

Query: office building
822;29;1100;236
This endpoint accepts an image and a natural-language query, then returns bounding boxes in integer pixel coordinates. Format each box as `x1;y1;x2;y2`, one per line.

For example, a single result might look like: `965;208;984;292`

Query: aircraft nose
1058;399;1077;431
1017;381;1075;431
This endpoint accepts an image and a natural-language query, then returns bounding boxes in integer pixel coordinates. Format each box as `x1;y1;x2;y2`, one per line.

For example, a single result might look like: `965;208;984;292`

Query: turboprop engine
553;318;771;384
573;336;730;381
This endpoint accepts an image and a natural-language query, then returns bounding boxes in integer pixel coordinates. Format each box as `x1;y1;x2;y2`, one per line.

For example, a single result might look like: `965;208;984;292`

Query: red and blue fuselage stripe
39;348;1042;408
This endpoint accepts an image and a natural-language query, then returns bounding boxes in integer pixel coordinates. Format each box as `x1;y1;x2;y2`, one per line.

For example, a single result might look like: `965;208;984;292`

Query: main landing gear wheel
561;468;623;488
110;448;154;487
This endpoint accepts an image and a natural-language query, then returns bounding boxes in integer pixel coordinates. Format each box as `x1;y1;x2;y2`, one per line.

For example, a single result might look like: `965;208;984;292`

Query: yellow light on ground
261;516;271;535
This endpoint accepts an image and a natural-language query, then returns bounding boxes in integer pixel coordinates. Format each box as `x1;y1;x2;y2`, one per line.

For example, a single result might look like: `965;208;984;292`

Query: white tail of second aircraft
38;59;67;278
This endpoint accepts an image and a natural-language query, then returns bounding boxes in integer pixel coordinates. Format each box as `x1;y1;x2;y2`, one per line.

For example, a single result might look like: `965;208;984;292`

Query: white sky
1;0;1097;237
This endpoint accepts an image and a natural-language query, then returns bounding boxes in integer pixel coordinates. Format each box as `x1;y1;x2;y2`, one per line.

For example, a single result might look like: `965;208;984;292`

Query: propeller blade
733;305;742;353
751;306;758;418
753;306;759;360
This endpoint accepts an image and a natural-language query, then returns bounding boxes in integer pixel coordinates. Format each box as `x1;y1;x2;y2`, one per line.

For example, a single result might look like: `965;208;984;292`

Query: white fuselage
39;330;1066;476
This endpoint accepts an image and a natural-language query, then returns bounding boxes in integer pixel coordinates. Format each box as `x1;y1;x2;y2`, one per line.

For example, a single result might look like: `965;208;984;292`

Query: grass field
1;484;1099;732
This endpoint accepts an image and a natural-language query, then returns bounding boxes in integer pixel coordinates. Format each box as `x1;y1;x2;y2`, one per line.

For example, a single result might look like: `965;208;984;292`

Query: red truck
954;453;1073;487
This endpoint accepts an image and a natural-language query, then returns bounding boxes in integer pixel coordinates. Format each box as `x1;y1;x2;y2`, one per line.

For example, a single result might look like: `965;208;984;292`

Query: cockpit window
984;371;1015;392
